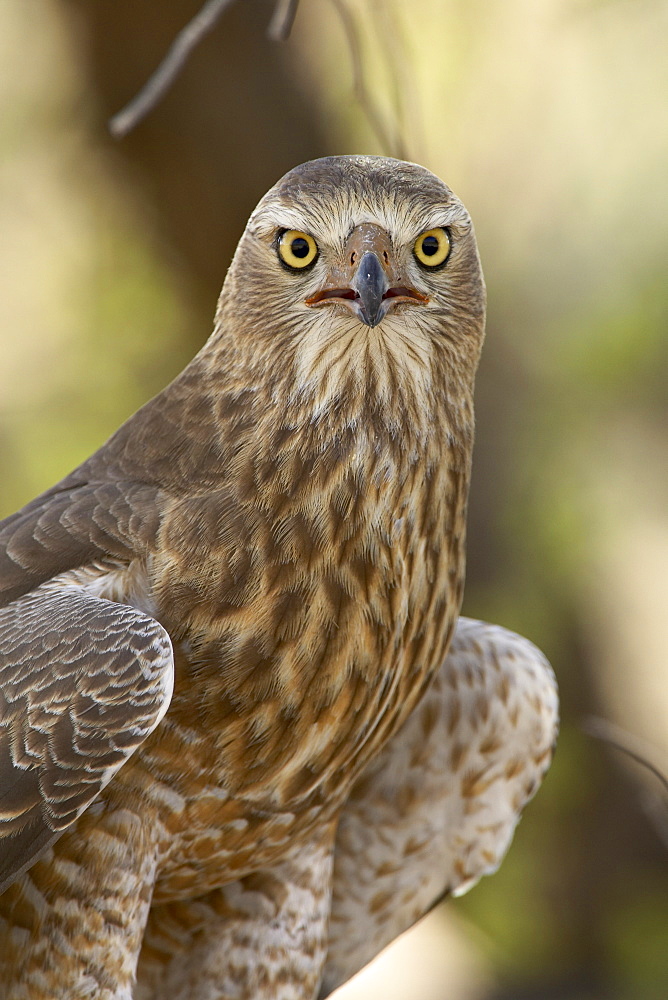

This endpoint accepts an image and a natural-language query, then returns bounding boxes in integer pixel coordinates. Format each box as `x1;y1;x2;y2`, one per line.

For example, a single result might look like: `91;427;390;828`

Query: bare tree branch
267;0;300;43
327;0;404;159
107;0;413;164
109;0;241;138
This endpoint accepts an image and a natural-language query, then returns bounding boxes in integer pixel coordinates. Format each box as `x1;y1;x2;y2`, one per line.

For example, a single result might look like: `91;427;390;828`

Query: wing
0;477;163;608
0;577;173;893
321;617;559;996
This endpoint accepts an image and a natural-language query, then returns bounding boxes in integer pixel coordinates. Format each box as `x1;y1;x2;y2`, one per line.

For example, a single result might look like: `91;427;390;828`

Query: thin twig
109;0;240;139
584;716;668;848
584;716;668;796
373;0;420;162
267;0;300;42
372;0;408;160
327;0;399;158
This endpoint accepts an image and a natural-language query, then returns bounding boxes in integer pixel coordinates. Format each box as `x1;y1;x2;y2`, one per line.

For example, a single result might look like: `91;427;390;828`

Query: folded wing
0;579;173;893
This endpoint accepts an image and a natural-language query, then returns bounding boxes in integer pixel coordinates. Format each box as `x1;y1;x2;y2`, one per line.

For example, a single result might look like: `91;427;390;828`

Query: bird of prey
0;156;557;999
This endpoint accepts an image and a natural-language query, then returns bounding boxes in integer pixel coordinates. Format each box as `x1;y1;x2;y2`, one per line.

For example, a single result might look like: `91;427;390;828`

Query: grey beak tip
353;251;388;328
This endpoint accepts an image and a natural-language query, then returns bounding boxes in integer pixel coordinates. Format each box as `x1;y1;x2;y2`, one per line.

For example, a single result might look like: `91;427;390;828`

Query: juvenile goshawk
0;156;558;999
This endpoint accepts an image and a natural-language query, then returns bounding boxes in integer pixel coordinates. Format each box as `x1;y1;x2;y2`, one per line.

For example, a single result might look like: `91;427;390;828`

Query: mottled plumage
0;156;556;999
133;618;557;1000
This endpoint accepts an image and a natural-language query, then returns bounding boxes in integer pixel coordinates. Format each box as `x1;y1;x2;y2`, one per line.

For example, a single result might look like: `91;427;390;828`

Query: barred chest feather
118;399;472;898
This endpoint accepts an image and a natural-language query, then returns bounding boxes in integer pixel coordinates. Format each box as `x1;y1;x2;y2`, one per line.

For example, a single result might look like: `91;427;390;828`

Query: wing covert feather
0;480;163;607
0;580;174;892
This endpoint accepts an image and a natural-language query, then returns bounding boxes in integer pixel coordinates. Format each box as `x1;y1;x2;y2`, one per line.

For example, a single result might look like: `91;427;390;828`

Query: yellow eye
413;228;450;268
278;230;318;270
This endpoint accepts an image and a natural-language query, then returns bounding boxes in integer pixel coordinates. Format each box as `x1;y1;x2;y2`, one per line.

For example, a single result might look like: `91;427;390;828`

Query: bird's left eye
278;230;318;270
413;228;451;268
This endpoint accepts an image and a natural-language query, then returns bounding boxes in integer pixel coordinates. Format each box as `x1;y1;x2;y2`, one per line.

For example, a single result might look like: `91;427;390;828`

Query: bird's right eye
278;230;318;270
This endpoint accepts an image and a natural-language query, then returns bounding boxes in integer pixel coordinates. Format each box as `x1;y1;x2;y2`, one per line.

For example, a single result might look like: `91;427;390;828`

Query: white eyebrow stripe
250;196;470;251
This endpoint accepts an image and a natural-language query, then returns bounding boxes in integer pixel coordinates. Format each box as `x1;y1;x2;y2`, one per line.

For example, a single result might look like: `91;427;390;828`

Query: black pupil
291;237;310;259
422;235;440;256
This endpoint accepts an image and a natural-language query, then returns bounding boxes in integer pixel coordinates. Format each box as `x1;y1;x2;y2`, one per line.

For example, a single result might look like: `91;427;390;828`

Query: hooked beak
351;251;388;328
305;223;428;327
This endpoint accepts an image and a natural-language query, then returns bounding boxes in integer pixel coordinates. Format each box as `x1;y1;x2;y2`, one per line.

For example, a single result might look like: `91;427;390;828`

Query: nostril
350;251;357;265
383;250;389;264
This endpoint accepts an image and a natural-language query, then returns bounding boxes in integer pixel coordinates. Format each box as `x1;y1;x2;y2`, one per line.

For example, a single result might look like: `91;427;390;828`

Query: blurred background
1;1;667;997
